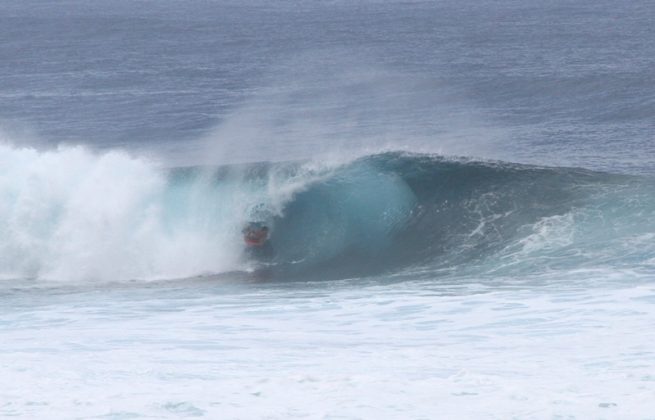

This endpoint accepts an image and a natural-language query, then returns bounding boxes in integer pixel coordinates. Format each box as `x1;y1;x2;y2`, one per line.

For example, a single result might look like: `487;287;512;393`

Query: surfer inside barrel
242;221;274;261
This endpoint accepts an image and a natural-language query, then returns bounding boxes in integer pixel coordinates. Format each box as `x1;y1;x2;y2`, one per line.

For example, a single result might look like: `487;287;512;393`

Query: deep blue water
1;0;653;170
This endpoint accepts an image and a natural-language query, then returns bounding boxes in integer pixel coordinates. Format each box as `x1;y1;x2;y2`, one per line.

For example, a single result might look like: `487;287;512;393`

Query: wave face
269;153;655;279
1;145;653;282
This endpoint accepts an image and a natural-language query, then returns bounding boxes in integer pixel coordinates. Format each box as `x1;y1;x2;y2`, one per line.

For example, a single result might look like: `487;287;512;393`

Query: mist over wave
1;142;653;283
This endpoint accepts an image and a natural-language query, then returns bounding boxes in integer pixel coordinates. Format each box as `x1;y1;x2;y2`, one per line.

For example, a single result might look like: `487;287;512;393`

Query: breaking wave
1;144;654;282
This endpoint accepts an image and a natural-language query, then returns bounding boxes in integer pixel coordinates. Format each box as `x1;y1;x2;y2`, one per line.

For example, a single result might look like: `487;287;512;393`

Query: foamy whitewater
2;0;655;418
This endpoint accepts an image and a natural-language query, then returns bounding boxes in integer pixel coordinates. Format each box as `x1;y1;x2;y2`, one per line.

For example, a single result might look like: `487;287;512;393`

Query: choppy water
1;0;654;418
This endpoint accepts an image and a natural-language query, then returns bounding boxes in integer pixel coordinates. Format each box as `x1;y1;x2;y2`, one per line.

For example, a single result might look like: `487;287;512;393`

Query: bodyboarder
242;221;275;262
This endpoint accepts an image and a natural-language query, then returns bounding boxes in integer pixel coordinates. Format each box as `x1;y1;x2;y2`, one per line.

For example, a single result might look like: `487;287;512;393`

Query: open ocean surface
1;0;655;418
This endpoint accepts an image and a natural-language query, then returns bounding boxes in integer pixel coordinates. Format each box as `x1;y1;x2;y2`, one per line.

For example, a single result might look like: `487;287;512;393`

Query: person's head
242;222;269;245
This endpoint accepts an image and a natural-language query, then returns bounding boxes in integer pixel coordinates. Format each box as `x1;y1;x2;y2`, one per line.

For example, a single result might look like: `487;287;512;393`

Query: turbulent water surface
1;0;655;418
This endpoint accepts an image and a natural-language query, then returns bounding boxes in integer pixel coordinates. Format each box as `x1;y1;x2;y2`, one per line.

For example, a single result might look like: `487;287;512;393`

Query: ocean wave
1;145;653;282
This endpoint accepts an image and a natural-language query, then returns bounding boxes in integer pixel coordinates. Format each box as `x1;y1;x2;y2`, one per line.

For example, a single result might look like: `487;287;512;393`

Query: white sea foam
0;144;244;281
1;277;654;418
